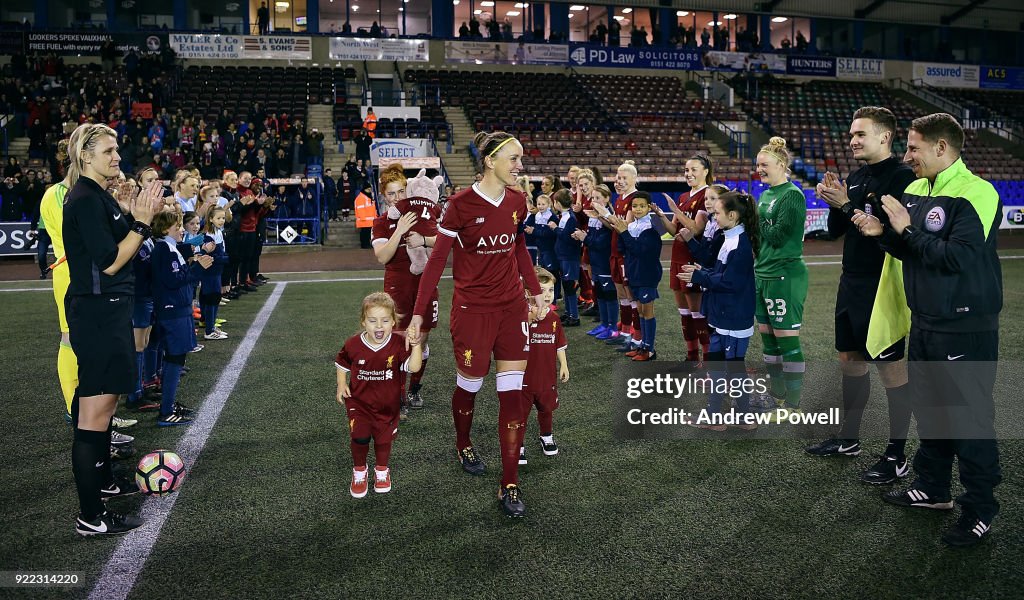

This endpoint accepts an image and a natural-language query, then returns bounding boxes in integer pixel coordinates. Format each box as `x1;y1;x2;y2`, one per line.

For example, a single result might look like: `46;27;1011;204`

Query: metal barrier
265;217;321;245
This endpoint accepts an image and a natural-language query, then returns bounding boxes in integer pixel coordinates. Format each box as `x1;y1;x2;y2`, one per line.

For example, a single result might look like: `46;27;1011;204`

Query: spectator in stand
291;178;317;235
291;133;305;175
324;168;339;221
274;147;290;178
119;134;136;174
5;157;23;179
339;169;353;221
362;109;378;140
305;128;325;167
257;2;271;35
354;181;376;248
273;185;292;220
2;176;23;220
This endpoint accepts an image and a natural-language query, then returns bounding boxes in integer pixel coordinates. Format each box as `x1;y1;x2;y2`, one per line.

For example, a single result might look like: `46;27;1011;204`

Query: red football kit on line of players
416;184;539;378
669;187;707;292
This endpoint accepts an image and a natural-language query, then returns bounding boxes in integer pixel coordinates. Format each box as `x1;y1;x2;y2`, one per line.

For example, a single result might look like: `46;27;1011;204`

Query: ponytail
67;123;117;188
719;191;761;258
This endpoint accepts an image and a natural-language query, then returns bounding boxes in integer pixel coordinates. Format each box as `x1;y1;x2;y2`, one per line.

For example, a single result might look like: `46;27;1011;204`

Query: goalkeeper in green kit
753;137;808;421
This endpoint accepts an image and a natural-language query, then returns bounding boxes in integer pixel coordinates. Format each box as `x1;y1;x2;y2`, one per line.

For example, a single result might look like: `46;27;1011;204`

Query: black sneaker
518;445;527;466
539;435;558;456
157;410;193;427
805;438;861;457
101;477;141;500
500;484;526;518
563;317;581;327
399;402;409;421
75;510;143;536
407;391;424;409
173;402;195;417
256;274;269;282
882;486;954;510
581;305;599;317
458;446;486;476
942;513;992;547
861;455;910;485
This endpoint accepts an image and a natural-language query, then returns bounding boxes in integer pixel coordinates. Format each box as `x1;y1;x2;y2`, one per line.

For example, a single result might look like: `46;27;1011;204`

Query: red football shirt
436;184;530;313
395;197;441;237
671;187;707;264
372;215;411;272
335;333;411;410
524;311;568;391
609;190;637;259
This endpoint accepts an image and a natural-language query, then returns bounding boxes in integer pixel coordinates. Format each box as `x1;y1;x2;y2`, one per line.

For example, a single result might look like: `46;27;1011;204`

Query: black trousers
908;327;1001;521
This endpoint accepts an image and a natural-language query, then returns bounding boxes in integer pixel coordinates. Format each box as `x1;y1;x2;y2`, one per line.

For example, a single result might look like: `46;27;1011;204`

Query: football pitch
1;257;1022;599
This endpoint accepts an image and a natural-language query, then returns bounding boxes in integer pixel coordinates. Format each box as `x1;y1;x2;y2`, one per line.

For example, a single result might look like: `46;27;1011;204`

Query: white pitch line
87;282;287;600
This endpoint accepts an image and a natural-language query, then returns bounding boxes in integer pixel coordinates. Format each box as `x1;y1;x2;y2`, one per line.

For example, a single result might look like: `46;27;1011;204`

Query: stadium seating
736;79;1024;184
173;65;357;126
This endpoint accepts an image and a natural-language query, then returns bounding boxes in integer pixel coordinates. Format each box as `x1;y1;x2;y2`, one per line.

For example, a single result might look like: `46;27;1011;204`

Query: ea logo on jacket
925;207;946;232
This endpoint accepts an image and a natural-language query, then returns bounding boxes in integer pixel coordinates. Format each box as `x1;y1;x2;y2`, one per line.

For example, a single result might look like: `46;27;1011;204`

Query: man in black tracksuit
807;107;917;486
856;113;1002;547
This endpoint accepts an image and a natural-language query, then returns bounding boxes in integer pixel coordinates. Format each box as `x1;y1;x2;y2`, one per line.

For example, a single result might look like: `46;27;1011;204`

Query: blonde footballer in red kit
407;131;545;518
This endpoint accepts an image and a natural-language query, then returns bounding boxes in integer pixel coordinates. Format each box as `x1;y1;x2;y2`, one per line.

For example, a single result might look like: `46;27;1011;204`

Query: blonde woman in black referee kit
63;123;163;536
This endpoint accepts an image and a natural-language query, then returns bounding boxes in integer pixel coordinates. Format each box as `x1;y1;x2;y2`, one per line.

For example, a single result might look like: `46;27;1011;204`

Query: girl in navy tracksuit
614;191;663;361
528;194;560;303
151;211;214;426
200;207;229;339
679;190;759;426
552;189;582;325
581;184;617;338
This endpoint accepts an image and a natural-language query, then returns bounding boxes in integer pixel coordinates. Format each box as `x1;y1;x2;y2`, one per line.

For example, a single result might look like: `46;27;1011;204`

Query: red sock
682;314;699;360
619;305;631;333
537;411;553;435
498;389;525;487
693;316;710;356
410;358;428;389
452;386;477;450
374;440;392;468
351;440;369;468
632;307;643;342
579;270;593;302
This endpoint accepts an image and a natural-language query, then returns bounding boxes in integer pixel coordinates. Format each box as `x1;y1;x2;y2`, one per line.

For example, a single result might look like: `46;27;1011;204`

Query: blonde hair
617;160;638;178
516;175;530;195
576;168;596;184
200;183;220;199
758;136;791;168
535;193;552;207
535;266;556;287
359;292;401;327
67;123;117;187
594;184;612;199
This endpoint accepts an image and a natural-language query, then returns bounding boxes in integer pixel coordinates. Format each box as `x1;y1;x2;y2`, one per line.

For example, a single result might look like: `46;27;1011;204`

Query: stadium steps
323;223;362;248
307;104;347;175
5;137;30;167
440;106;478;187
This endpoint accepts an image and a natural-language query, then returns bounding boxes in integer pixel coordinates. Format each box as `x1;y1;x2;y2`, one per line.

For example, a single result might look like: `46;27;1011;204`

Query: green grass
1;263;1022;599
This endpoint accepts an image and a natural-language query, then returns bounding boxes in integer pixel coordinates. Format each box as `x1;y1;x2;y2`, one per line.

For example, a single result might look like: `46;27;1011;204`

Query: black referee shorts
66;294;136;396
834;274;905;362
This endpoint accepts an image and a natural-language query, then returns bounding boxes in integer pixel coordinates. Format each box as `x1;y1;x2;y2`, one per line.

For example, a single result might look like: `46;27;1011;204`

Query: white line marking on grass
88;282;287;600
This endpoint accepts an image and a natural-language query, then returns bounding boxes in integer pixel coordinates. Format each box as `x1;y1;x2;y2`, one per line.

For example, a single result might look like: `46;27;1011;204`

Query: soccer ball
135;450;186;495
